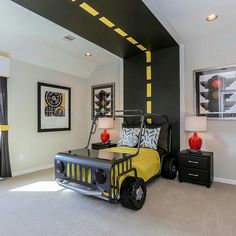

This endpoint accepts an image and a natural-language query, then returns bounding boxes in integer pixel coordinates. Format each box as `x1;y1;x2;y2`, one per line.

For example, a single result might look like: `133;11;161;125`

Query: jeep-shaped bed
55;110;177;210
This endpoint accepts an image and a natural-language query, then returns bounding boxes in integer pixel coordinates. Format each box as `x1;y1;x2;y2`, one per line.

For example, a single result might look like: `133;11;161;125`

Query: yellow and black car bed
55;110;177;210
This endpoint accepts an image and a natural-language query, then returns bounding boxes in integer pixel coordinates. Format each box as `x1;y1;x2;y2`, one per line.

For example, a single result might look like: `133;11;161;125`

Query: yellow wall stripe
99;17;115;28
147;83;152;98
0;125;10;131
79;2;99;16
146;51;152;124
147;101;152;113
146;51;151;63
146;66;152;80
137;44;147;51
126;37;138;45
114;28;128;37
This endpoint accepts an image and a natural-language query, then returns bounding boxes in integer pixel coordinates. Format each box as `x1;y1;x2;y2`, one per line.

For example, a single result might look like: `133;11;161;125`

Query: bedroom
0;0;236;235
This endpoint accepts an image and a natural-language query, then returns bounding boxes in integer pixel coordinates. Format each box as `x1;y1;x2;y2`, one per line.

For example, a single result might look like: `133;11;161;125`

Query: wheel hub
136;186;144;201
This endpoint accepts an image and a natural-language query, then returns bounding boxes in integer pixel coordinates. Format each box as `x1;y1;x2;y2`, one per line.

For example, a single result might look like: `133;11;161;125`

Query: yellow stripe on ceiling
0;125;10;131
137;44;147;51
79;3;150;56
79;2;99;16
146;51;151;63
99;17;115;28
146;66;152;80
147;83;152;98
114;28;128;37
126;37;138;45
147;101;152;113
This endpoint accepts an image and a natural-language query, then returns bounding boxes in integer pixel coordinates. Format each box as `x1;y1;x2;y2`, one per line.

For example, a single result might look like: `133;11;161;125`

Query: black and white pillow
118;128;140;147
140;128;161;150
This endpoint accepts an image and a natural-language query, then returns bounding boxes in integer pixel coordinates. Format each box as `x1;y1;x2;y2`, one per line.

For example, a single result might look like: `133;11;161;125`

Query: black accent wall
124;46;180;154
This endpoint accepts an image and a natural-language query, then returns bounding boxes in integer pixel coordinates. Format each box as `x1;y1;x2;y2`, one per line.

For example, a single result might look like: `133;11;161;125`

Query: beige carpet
0;169;236;236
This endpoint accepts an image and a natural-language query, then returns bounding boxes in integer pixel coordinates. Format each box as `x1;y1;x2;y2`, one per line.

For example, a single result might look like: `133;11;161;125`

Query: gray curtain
0;77;12;178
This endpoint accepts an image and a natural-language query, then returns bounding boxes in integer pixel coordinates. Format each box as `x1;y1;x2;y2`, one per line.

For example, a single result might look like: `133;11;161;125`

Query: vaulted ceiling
1;0;121;78
11;0;178;58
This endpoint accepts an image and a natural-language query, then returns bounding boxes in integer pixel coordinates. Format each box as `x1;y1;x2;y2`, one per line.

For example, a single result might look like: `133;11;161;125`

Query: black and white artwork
92;83;115;119
195;66;236;119
38;82;71;132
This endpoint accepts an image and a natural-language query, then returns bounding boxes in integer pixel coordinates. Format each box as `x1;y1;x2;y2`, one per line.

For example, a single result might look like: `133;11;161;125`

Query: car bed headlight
95;169;107;184
56;160;65;174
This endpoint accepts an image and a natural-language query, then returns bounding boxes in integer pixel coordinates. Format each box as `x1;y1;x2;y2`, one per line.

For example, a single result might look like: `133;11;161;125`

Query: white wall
185;35;236;181
8;59;89;175
87;60;123;145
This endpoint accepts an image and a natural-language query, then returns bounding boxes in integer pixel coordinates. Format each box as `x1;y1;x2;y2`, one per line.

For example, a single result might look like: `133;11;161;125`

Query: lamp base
189;132;202;150
100;129;110;144
187;149;202;155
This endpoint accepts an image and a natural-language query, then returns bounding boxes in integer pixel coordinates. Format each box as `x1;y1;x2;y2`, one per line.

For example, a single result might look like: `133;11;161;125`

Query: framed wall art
195;66;236;119
91;83;115;119
37;82;71;132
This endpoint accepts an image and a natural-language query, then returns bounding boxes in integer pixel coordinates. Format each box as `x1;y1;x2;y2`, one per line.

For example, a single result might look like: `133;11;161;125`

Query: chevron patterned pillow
140;128;161;150
118;128;140;147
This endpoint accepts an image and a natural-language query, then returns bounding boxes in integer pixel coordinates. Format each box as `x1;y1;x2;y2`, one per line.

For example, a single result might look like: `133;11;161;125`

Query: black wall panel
124;46;180;153
124;53;146;111
152;46;180;153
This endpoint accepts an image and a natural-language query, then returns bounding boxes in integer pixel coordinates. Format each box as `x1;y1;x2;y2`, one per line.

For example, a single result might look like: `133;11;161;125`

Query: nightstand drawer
180;167;208;183
179;155;208;170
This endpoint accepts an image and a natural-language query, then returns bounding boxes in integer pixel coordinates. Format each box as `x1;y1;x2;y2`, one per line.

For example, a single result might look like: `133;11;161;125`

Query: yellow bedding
104;146;160;182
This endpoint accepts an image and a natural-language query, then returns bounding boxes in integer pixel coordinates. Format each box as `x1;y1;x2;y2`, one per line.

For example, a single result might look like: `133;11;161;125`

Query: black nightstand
178;150;214;188
92;142;117;150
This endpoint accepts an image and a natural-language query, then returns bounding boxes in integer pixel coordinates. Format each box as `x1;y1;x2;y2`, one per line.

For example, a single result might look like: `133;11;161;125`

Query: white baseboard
13;164;53;177
214;177;236;186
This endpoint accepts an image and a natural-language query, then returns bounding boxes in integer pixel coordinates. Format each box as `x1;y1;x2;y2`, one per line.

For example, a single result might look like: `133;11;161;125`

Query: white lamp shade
185;116;207;132
98;118;114;129
0;56;10;77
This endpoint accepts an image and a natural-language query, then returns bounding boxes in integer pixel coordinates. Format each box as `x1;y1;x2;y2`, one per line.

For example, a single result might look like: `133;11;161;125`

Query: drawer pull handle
188;160;199;164
188;173;199;177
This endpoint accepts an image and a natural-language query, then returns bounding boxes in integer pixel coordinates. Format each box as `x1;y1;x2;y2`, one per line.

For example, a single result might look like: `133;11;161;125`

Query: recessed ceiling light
206;14;218;21
71;0;76;2
85;53;92;57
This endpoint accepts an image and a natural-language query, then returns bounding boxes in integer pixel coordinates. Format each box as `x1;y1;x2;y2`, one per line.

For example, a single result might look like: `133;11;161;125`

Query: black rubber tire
120;176;146;210
161;157;177;179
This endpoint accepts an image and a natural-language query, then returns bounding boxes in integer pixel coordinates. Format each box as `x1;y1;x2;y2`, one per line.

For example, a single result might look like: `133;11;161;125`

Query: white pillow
117;128;140;147
140;128;161;150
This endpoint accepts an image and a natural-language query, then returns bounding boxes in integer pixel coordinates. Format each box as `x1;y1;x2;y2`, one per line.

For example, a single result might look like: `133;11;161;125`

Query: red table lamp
98;117;114;144
185;116;207;150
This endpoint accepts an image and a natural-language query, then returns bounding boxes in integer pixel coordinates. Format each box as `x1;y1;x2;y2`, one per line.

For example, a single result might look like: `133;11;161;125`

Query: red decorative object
212;79;221;89
189;132;202;150
101;129;110;144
